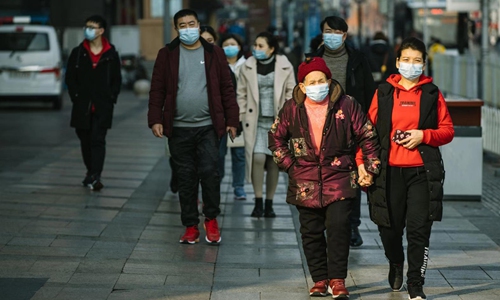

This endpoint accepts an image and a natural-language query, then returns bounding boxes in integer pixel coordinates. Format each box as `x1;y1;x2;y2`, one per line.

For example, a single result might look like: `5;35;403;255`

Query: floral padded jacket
268;80;381;208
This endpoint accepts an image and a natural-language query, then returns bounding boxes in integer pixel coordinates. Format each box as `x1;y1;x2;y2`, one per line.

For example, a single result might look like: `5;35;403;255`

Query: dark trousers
169;125;221;226
75;114;108;178
378;166;433;285
349;188;362;228
297;199;353;282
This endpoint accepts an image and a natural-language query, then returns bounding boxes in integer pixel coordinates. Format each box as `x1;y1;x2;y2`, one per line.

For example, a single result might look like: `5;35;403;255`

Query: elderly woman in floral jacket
268;57;380;298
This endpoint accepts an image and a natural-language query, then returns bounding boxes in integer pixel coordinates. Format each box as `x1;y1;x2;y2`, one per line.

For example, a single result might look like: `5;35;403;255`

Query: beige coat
237;54;296;182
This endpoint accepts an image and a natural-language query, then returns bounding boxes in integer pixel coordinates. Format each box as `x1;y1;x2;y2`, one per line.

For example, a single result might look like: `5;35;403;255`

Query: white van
0;22;63;109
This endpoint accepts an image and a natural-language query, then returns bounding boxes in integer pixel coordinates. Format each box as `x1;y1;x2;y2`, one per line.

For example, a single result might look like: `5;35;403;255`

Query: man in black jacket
65;15;122;191
306;16;376;247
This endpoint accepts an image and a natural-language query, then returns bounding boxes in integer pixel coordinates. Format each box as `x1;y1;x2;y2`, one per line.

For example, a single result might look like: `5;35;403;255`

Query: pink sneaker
203;218;221;244
179;225;200;244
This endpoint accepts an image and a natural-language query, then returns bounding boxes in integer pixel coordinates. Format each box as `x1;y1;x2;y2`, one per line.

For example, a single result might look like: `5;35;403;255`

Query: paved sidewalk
0;92;499;299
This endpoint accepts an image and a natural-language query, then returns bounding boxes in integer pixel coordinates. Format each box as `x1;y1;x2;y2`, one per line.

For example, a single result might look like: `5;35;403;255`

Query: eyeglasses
83;26;101;30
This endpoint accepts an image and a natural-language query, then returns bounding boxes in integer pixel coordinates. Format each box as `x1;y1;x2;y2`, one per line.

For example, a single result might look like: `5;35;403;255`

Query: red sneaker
203;218;221;244
310;279;330;296
179;225;200;244
328;279;349;298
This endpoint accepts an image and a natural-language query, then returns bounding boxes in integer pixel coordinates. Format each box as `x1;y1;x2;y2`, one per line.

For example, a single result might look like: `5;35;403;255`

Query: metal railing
433;52;500;155
432;53;478;100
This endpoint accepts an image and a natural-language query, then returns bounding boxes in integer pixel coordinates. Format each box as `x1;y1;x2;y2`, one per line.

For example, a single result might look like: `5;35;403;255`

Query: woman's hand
398;129;423;149
357;164;373;187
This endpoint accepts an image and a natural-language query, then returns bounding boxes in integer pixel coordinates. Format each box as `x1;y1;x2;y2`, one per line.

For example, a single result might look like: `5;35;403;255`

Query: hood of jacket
292;79;345;106
386;73;434;98
370;40;389;55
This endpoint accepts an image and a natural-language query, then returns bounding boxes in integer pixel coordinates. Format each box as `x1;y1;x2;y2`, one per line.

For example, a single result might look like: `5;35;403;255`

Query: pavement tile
53;287;111;300
106;289;165;300
67;273;120;288
210;291;260;300
165;274;213;286
1;245;88;257
50;238;96;249
123;261;215;275
114;273;166;289
30;286;64;300
75;258;126;274
7;236;55;247
214;267;259;278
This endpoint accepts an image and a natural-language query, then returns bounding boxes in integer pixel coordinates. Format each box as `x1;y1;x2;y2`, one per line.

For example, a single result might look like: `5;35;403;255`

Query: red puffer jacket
268;80;380;208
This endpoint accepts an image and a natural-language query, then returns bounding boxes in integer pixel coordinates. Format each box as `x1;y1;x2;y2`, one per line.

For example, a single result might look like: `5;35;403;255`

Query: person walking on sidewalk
307;16;376;247
65;15;122;191
269;57;380;298
361;37;454;300
148;9;239;245
237;31;296;218
219;33;248;200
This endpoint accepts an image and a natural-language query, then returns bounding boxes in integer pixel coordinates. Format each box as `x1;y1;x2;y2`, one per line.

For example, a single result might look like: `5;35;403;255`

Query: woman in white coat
237;31;296;218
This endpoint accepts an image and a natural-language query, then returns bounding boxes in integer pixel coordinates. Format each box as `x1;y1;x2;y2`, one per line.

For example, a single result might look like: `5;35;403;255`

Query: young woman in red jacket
357;37;454;300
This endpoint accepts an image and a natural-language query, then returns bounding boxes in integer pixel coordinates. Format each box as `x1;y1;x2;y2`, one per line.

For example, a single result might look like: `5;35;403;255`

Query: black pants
349;188;362;228
168;125;221;226
75;114;108;178
378;166;433;285
297;199;353;282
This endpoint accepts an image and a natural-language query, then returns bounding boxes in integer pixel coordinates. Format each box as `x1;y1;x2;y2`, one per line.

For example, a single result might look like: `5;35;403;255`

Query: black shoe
251;198;263;217
350;227;363;247
88;175;104;191
82;174;92;187
407;282;426;299
388;262;404;291
264;199;276;218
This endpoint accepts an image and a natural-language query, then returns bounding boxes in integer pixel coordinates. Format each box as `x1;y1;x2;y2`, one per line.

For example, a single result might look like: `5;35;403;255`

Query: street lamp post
355;0;365;48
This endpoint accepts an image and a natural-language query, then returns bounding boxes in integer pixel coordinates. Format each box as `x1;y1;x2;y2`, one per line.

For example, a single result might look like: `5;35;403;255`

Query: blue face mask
305;83;329;102
323;33;344;50
223;45;240;58
84;28;97;41
252;49;269;60
178;28;200;45
398;62;423;80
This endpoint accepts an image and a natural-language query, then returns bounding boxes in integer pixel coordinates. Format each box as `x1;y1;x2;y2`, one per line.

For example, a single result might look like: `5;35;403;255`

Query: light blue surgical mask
84;28;97;41
178;27;200;45
398;62;423;80
305;83;329;102
323;33;344;50
252;49;269;60
223;45;239;58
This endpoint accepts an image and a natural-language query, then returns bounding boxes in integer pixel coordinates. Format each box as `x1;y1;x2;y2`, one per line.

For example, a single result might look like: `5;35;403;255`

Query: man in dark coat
306;16;376;247
364;31;398;86
148;9;239;245
65;15;122;191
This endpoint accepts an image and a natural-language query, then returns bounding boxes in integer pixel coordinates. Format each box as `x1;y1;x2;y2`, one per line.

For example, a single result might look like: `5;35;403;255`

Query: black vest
368;82;445;227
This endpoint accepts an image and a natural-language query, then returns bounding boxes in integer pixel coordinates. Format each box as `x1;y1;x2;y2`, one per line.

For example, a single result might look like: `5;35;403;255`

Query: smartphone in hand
392;129;411;143
228;130;234;143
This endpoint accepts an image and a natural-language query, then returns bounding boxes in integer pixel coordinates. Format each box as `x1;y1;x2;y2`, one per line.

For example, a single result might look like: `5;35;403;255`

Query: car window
0;32;50;51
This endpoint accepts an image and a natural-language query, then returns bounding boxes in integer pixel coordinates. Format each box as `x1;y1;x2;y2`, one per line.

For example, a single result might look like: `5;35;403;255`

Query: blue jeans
219;133;245;188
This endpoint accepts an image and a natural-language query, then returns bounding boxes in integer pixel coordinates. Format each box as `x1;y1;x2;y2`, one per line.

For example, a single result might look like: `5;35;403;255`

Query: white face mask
178;27;200;45
398;62;423;80
305;83;329;102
